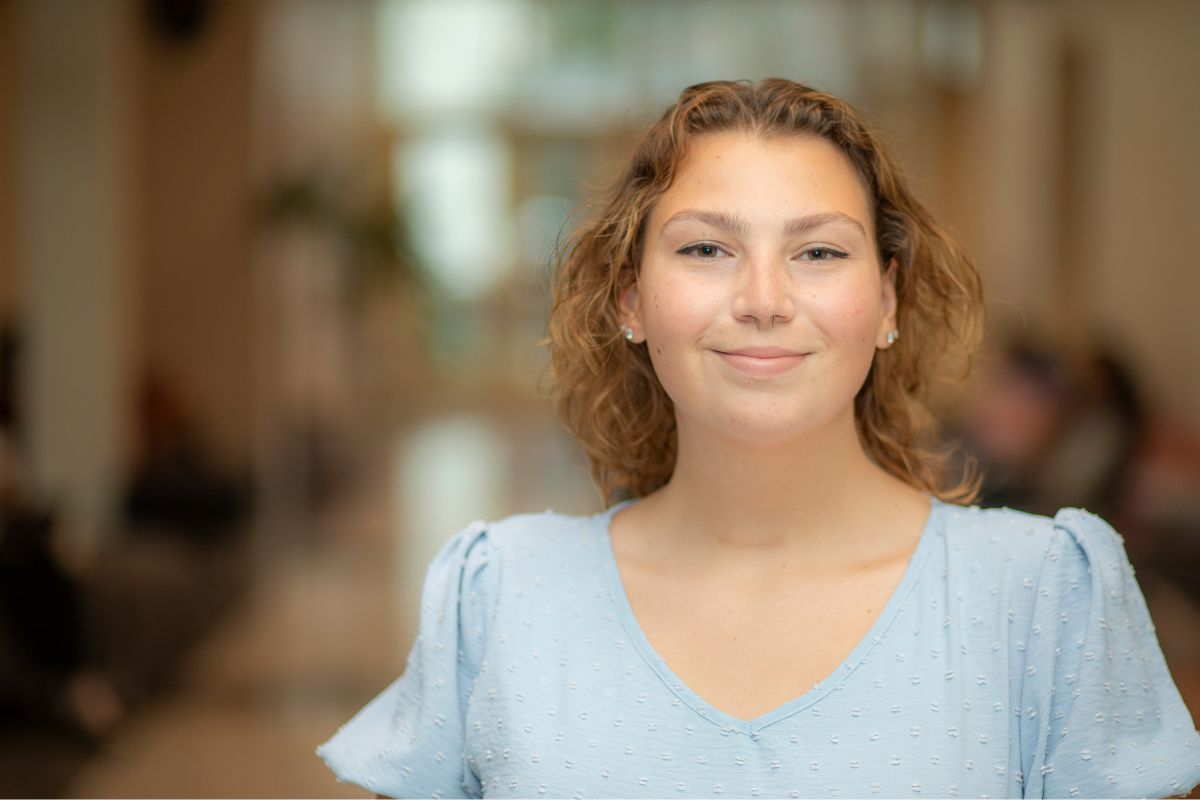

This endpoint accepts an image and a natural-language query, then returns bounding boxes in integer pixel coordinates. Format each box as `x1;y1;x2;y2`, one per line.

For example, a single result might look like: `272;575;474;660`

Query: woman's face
620;131;897;445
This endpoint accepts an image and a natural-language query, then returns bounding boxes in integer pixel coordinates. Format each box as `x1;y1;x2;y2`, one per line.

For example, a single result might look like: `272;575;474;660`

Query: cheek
644;277;719;338
640;277;719;403
808;276;884;347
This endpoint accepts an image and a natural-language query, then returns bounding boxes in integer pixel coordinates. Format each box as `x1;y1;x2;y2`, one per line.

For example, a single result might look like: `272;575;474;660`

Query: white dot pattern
316;502;1200;798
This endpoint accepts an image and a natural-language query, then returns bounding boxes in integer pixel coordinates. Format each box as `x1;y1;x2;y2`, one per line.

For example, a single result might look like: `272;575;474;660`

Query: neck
647;408;925;566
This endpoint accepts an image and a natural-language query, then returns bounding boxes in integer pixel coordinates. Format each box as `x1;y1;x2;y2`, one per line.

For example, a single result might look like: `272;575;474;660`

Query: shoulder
474;506;610;558
936;502;1060;575
435;506;606;557
934;502;1128;601
1046;506;1129;575
484;506;609;539
938;501;1120;553
428;506;611;596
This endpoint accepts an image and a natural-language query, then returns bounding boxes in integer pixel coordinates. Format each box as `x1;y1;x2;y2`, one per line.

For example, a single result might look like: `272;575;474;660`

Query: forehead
650;131;873;227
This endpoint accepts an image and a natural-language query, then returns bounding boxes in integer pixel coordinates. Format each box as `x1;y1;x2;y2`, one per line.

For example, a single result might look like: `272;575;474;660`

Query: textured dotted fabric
316;499;1200;798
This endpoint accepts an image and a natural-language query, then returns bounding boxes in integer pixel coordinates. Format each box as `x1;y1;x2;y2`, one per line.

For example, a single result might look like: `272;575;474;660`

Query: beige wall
0;2;18;320
907;0;1200;428
1068;0;1200;424
15;0;141;557
8;0;258;554
138;0;257;470
967;1;1066;332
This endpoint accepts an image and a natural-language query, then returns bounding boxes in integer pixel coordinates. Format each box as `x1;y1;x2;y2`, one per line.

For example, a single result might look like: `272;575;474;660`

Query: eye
799;246;849;263
677;242;729;259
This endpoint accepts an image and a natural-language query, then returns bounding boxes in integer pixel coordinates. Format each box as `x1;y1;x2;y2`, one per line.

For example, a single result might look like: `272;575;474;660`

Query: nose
731;251;795;327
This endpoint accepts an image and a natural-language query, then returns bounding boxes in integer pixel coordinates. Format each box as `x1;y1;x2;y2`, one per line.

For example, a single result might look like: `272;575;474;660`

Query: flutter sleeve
1021;508;1200;798
316;520;496;798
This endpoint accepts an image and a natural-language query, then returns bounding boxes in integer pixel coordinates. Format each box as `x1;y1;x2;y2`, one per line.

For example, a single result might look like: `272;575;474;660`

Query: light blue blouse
316;498;1200;798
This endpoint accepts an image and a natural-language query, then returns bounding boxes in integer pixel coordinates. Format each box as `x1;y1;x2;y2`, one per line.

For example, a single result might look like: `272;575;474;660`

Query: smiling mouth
713;348;810;377
716;347;807;358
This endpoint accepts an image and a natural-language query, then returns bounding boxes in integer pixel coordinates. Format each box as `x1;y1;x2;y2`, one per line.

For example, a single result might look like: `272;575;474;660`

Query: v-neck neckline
595;496;943;738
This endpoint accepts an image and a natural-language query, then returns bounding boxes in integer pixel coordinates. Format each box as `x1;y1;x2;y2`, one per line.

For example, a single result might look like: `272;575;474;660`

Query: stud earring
885;329;899;346
622;324;635;342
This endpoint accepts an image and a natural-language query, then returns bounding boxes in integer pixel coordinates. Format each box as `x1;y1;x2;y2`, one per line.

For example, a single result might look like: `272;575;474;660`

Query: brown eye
678;243;728;258
801;247;849;262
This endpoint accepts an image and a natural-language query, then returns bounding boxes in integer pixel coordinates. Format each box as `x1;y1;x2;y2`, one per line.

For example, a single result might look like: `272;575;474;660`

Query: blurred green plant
256;166;425;306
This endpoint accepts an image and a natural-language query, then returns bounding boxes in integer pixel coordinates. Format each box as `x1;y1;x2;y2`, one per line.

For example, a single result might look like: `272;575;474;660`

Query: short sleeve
315;520;496;799
1021;508;1200;798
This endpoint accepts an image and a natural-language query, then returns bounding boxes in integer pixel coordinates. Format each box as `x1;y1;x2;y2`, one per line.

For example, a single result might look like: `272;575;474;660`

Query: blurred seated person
0;431;125;741
963;339;1074;515
122;371;250;543
964;338;1145;521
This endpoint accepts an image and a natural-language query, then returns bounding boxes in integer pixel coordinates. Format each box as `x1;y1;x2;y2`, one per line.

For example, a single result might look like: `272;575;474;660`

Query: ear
876;260;899;348
617;274;646;343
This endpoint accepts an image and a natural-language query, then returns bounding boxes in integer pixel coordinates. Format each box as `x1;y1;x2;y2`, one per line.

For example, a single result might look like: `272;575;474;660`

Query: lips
713;347;810;377
718;346;807;358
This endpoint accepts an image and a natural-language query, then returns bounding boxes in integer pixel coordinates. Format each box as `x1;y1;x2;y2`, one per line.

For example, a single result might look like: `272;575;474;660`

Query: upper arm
1021;510;1200;798
316;521;495;798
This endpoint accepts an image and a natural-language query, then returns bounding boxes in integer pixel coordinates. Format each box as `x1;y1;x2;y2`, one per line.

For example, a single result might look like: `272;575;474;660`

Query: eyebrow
659;209;867;239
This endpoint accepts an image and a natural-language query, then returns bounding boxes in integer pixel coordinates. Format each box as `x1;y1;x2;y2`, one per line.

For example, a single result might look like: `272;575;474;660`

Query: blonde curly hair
546;79;983;505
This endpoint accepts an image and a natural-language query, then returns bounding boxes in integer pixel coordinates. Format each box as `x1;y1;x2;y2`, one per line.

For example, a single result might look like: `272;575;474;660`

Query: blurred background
1;0;1198;796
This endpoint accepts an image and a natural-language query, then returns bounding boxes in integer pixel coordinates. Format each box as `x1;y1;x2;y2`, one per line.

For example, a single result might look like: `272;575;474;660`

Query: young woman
317;79;1200;799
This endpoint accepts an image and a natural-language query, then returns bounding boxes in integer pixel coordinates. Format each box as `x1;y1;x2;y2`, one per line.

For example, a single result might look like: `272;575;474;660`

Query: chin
707;405;837;448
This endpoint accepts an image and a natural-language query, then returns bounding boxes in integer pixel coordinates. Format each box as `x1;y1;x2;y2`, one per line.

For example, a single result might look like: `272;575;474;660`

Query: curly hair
546;79;983;505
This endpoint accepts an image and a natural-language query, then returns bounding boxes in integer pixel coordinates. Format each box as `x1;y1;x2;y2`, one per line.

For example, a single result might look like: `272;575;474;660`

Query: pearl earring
885;329;899;346
622;325;635;342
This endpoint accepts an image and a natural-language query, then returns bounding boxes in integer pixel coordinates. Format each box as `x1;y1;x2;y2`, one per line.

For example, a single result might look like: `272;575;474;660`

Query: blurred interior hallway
65;445;403;798
60;409;599;798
